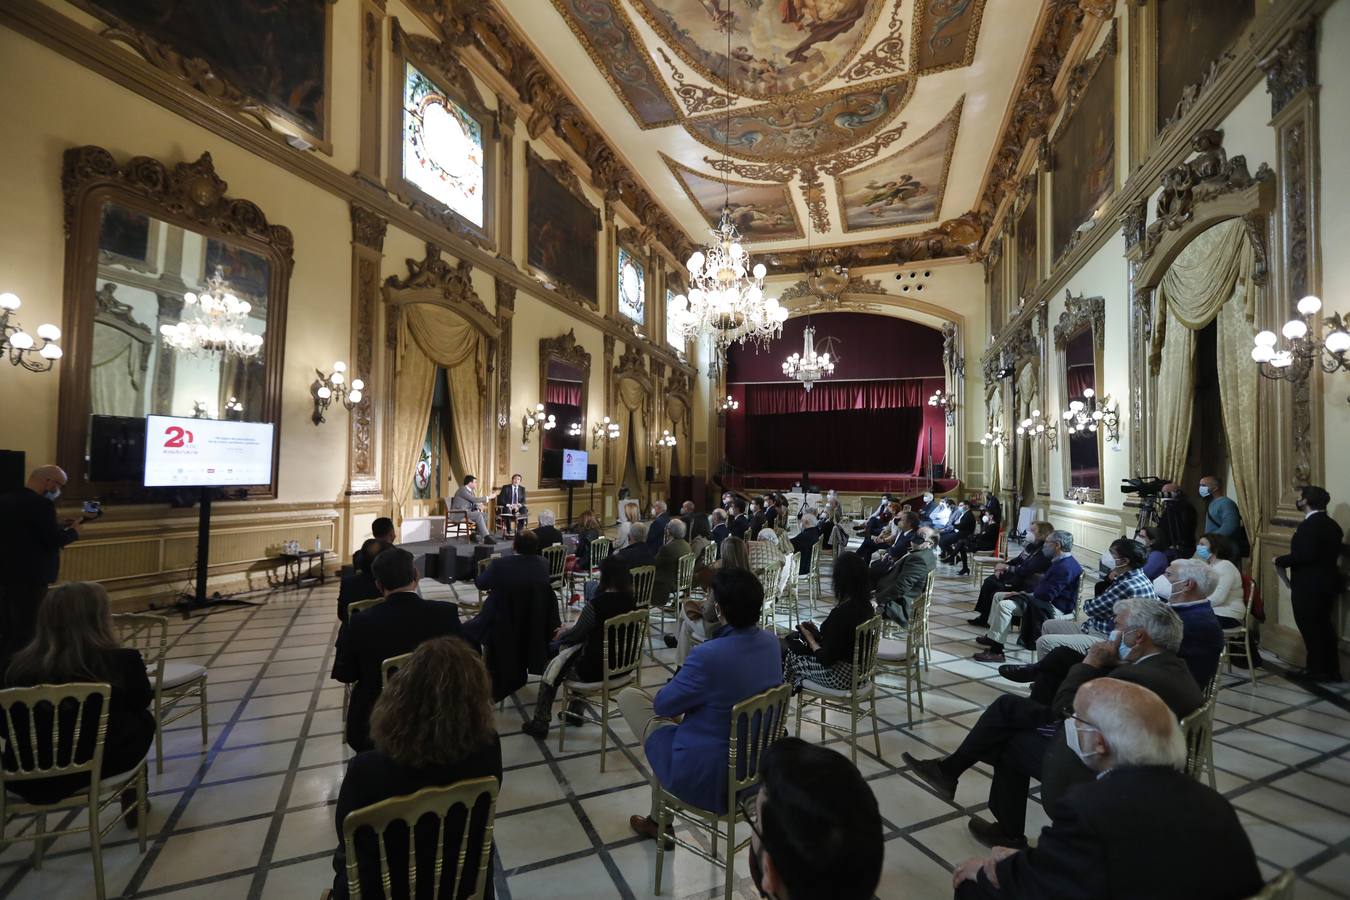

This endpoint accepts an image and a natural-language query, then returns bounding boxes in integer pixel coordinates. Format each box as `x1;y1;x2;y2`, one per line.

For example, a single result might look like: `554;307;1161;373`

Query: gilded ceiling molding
393;19;489;112
1159;52;1237;136
351;204;388;251
760;211;984;274
842;0;906;82
799;166;830;233
1259;17;1318;116
975;0;1085;239
914;0;988;74
1052;290;1105;350
656;47;730;116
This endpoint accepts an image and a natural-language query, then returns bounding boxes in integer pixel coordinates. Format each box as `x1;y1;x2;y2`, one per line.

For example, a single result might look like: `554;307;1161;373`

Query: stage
401;533;580;582
734;472;958;494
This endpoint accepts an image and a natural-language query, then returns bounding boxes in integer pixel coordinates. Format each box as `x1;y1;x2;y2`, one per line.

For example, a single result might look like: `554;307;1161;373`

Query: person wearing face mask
928;496;953;530
1033;539;1154;659
916;491;937;525
0;465;84;662
950;506;999;576
744;737;883;900
1198;475;1246;563
1134;525;1173;580
938;500;976;561
1190;533;1245;627
1156;482;1197;560
1276;484;1344;682
1159;559;1226;689
645;500;671;549
951;679;1261;900
974;530;1082;663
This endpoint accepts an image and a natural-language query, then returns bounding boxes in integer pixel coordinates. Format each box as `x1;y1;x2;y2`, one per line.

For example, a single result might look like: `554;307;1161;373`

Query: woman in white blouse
1195;532;1245;627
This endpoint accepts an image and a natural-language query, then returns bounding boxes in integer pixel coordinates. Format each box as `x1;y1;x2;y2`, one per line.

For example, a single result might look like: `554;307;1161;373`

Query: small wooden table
281;550;330;588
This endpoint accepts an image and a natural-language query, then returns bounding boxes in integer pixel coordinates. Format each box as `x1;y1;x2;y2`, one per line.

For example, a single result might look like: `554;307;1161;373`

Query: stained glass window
618;246;645;324
402;62;485;228
665;288;682;349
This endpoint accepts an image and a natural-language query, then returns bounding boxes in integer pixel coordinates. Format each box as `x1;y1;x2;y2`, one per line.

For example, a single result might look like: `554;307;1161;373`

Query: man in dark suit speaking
0;465;83;660
951;679;1261;899
496;473;528;536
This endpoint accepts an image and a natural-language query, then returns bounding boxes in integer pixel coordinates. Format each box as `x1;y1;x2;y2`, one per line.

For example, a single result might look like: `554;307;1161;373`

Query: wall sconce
567;420;583;438
980;425;1007;449
1016;410;1059;449
0;292;62;372
224;396;244;419
311;360;365;425
1061;388;1120;448
592;415;621;449
718;394;739;412
1252;295;1350;399
927;388;957;427
520;403;555;449
658;429;677;448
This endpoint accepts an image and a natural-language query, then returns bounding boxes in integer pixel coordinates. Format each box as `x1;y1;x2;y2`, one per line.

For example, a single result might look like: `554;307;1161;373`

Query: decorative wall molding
1053;290;1104;351
349;203;386;492
384;242;495;331
539;328;592;376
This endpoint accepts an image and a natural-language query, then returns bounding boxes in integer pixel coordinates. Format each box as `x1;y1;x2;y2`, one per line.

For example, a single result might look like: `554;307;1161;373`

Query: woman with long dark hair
782;552;876;691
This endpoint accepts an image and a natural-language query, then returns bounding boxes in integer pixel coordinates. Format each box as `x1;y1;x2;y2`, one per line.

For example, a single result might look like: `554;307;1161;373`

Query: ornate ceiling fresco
499;0;1039;261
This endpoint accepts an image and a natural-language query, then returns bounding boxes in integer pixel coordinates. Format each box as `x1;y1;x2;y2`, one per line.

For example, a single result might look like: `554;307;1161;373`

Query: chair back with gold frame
754;562;784;631
652;683;791;900
114;612;207;774
673;552;697;605
585;536;613;578
348;597;387;618
558;607;650;769
382;652;413;688
1181;670;1221;787
542;545;567;598
777;552;800;629
794;615;883;765
0;682;149;900
630;565;657;610
341;775;500;900
1223;577;1259;687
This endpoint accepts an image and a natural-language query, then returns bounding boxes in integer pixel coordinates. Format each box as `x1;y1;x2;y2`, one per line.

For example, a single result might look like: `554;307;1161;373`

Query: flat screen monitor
561;449;588;482
143;415;275;488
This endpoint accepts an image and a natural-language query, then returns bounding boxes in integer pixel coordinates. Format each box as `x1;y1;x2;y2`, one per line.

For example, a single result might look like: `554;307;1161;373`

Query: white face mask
982;515;991;524
1065;718;1100;765
1152;574;1172;599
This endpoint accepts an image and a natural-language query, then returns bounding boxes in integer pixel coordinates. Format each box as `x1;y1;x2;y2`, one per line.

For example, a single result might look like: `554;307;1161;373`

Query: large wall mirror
1054;292;1105;502
59;147;293;500
538;330;590;487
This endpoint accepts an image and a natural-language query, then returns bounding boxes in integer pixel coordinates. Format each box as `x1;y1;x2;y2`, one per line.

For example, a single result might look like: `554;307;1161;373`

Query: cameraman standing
0;465;83;662
1158;482;1197;560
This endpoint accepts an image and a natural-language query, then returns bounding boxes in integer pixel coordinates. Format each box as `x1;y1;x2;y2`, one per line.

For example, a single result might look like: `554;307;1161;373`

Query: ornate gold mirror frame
537;329;591;488
59;145;294;501
1054;291;1106;503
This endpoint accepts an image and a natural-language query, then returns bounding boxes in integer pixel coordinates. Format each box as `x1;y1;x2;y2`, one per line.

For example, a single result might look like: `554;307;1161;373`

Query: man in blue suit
646;500;671;549
620;567;783;843
973;530;1083;663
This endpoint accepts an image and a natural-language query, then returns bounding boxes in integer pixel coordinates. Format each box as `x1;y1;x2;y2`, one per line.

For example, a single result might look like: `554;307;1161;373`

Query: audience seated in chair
646;500;672;549
351;517;396;569
950;679;1260;900
331;636;501;900
614;500;642;549
782;552;875;692
728;499;751;540
969;521;1053;627
938;501;976;559
928;497;954;530
950;508;999;576
573;509;602;569
688;513;713;563
533;509;563;551
857;501;903;563
332;548;462;751
620;568;782;845
650;518;691;609
496;473;529;536
867;511;919;583
876;527;938;628
710;508;730;546
464;531;559;701
788;513;821;576
854;494;895;536
1;582;154;823
747;737;884;900
973;530;1083;663
907;599;1203;850
749;528;786;573
521;556;638;739
671;537;749;662
338;538;388;623
1031;537;1153;660
1191;533;1246;628
679;500;697;529
1134;525;1175;580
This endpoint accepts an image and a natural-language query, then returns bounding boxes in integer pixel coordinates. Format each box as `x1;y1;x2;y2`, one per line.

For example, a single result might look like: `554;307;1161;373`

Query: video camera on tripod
1121;476;1168;529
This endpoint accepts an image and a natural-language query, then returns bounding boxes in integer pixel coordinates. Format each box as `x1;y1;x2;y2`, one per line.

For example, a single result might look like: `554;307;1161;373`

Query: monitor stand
168;488;264;614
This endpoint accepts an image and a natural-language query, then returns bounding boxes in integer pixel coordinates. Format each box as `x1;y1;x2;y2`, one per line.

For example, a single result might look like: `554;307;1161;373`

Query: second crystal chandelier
782;324;835;392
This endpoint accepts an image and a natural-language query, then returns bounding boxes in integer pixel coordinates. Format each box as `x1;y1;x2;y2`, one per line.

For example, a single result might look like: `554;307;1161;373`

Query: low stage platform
401;533;580;582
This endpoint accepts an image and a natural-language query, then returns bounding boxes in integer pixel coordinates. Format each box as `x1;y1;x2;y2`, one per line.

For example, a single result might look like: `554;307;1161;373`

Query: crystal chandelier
670;211;787;351
1251;295;1350;393
159;267;263;360
781;324;835;392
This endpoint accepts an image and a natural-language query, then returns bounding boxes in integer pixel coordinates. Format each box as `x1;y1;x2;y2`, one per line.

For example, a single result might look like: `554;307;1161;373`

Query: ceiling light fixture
159;267;263;360
782;323;835;392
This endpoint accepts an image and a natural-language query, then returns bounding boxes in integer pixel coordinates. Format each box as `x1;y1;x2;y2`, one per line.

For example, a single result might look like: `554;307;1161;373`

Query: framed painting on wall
1050;38;1115;261
1015;176;1038;302
74;0;332;150
526;148;600;308
1156;0;1256;133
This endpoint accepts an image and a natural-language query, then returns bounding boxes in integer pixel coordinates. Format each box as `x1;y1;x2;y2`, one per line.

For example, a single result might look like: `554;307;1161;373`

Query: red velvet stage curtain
737;407;923;472
743;379;927;414
914;377;947;475
546;381;583;405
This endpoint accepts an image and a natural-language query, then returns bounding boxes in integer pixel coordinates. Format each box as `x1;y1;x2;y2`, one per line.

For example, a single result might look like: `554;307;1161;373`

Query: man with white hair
709;508;730;546
1162;558;1226;688
646;500;671;549
789;511;821;575
953;679;1261;899
533;509;562;550
906;598;1203;850
651;517;691;607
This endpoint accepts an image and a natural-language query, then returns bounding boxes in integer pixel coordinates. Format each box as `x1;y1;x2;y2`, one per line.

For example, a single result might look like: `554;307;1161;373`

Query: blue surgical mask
1198;485;1211;498
1196;545;1211;561
1116;629;1135;661
43;488;60;501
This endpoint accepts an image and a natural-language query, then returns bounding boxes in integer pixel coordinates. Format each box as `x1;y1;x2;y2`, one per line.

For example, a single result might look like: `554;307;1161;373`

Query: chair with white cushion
876;571;935;724
969;527;1010;588
113;613;207;775
794;615;883;765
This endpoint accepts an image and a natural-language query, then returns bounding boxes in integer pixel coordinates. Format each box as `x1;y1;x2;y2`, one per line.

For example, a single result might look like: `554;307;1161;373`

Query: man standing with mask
1199;475;1243;563
0;466;83;660
1157;482;1197;560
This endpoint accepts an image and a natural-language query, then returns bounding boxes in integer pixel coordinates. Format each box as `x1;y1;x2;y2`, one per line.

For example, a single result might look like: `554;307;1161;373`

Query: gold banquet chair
113;613;208;775
794;616;884;765
0;683;148;900
1180;670;1222;788
753;562;784;632
876;571;936;724
572;536;613;594
341;776;500;900
777;552;801;630
542;544;568;610
1223;578;1260;687
648;553;696;654
382;652;413;688
557;607;649;770
653;683;791;900
341;598;388;717
969;527;1011;588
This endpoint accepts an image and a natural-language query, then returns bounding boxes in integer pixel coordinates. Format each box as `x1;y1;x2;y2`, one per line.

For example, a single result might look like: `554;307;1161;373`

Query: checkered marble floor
2;560;1348;899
